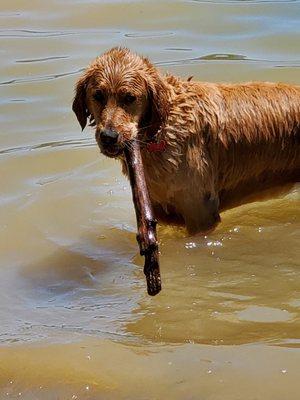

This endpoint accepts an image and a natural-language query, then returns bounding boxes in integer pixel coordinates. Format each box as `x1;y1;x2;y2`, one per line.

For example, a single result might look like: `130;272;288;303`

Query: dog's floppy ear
142;60;169;136
72;75;90;131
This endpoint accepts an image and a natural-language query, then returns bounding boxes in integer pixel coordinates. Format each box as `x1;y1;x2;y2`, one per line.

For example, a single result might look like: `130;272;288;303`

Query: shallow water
0;0;300;398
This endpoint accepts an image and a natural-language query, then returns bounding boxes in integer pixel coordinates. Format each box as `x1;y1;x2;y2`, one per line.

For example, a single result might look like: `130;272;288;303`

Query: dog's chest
139;109;199;204
140;148;186;206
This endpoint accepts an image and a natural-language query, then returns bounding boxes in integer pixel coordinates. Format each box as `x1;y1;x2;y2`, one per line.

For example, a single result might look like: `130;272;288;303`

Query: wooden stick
124;140;162;296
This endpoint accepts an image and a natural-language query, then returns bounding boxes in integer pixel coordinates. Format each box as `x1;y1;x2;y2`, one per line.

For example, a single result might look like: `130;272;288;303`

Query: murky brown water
1;0;300;399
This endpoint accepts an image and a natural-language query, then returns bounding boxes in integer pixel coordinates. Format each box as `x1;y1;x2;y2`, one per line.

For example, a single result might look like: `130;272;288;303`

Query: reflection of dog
73;47;300;234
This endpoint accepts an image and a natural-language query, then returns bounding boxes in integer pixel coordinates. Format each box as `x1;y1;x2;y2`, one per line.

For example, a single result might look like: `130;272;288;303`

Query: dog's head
72;47;169;158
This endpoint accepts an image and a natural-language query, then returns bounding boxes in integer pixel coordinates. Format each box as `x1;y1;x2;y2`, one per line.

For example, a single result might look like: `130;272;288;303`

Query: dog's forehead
88;55;146;95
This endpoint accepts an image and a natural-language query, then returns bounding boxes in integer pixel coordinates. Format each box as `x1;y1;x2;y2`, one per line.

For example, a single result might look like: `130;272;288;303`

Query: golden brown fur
73;47;300;234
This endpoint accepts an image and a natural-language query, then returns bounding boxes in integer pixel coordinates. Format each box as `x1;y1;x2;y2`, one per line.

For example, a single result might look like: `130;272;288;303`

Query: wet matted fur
73;47;300;234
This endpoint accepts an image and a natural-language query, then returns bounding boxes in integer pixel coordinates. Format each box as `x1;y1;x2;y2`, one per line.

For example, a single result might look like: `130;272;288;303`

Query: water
0;0;300;398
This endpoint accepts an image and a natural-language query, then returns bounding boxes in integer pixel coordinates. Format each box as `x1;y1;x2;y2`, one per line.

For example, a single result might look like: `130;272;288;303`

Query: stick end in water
146;272;162;296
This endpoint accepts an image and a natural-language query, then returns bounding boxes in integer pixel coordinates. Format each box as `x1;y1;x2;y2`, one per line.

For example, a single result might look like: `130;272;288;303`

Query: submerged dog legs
178;192;221;235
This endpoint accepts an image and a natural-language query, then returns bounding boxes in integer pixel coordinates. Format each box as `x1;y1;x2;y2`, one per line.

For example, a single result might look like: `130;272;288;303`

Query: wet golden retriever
73;47;300;234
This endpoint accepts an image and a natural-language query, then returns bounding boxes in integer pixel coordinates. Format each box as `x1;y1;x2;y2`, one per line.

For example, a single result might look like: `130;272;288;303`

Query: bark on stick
124;140;161;296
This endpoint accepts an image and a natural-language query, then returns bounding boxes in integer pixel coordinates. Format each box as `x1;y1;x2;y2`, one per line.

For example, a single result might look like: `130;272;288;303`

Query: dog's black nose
100;129;119;146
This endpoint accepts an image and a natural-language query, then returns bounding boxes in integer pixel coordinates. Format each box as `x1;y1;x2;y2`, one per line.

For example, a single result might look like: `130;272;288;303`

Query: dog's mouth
100;146;124;158
99;143;124;158
95;130;125;158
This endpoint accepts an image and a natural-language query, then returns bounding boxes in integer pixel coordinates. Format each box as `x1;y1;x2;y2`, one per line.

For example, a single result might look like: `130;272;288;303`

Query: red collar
146;140;167;153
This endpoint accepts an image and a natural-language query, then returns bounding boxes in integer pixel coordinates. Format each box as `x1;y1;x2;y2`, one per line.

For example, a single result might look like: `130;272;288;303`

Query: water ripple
0;28;120;38
15;56;69;64
125;31;174;38
0;138;94;156
0;67;84;86
157;54;300;67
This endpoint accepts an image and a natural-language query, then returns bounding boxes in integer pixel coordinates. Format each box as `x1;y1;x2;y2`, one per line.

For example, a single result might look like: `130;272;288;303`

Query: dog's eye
93;90;105;103
123;93;136;105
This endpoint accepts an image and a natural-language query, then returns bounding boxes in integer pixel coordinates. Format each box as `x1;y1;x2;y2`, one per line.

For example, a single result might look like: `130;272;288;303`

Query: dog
73;47;300;235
